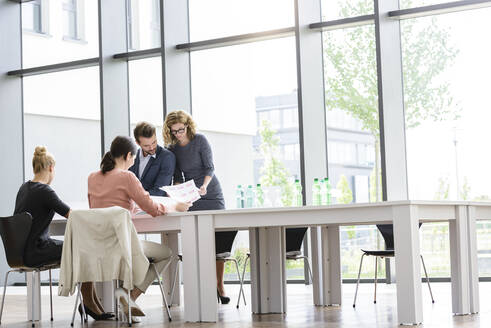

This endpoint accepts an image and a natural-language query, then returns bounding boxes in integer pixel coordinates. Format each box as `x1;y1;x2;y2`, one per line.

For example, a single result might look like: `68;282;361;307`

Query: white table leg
161;232;180;306
249;227;286;313
181;215;201;322
303;228;312;285
467;206;479;314
321;225;341;306
393;205;423;325
95;281;115;313
196;215;217;322
310;226;323;305
449;205;471;315
26;272;41;321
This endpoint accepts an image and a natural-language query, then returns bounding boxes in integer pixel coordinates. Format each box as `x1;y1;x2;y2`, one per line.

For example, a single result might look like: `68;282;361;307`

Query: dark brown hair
133;122;156;144
100;136;137;174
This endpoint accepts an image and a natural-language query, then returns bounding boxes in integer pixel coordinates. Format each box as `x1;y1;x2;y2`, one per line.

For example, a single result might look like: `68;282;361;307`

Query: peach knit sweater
88;169;165;217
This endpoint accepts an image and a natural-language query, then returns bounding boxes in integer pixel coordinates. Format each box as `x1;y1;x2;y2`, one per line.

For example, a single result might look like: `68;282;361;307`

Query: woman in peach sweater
88;136;189;320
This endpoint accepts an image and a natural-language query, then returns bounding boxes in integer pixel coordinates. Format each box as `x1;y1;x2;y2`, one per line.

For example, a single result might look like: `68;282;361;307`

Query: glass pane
191;37;300;208
191;38;301;280
22;0;98;68
127;0;161;51
401;7;491;277
23;67;101;204
323;25;380;205
322;0;374;21
189;0;294;41
399;0;452;10
129;57;164;143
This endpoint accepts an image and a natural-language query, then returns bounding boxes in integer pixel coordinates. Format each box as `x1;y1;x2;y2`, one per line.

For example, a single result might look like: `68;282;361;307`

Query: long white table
40;200;484;325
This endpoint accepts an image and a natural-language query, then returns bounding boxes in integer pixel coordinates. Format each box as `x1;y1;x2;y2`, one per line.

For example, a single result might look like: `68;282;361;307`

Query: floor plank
0;282;489;327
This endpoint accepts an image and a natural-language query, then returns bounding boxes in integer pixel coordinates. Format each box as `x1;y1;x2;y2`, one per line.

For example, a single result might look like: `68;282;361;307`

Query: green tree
258;120;294;206
324;0;460;200
434;176;450;200
460;176;470;200
336;174;353;204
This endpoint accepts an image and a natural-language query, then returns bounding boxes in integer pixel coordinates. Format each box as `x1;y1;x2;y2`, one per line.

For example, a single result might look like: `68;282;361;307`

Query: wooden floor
0;282;489;327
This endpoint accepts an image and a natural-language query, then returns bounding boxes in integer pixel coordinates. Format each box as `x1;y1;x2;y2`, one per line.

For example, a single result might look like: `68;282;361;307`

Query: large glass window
323;20;382;278
399;0;451;10
322;0;374;21
22;0;96;68
23;67;101;205
401;7;491;277
127;0;161;51
191;37;300;280
128;57;164;141
189;0;294;41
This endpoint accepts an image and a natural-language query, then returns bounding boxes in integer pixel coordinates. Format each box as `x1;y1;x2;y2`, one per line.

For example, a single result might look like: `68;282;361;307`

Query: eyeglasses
171;126;186;135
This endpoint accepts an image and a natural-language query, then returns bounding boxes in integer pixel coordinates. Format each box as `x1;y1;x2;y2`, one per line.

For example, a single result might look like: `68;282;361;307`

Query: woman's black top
14;181;70;266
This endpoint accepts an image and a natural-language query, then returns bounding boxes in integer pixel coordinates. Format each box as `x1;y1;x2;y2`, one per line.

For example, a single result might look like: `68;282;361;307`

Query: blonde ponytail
32;146;55;174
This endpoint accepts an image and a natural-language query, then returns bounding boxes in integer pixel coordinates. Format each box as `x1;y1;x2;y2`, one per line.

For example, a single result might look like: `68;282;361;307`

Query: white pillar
98;0;130;151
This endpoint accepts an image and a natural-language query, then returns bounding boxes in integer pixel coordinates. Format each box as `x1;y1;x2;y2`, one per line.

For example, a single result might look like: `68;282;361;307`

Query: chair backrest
285;227;308;253
0;213;32;268
376;223;423;250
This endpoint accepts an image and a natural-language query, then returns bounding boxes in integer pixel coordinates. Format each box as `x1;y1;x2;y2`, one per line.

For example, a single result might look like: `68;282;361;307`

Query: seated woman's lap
140;240;172;262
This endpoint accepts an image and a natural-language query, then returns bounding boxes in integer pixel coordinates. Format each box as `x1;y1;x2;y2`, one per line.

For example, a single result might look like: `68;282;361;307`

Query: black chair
239;227;314;306
0;213;59;327
352;224;434;307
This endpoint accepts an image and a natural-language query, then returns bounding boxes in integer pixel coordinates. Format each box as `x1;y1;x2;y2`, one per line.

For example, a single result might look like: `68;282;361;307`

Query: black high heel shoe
78;304;115;321
217;289;230;304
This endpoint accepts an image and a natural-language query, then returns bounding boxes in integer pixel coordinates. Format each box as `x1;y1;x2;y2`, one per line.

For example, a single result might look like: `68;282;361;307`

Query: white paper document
160;180;201;203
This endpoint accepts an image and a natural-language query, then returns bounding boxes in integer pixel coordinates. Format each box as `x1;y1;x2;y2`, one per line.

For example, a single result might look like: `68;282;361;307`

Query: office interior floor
0;282;489;327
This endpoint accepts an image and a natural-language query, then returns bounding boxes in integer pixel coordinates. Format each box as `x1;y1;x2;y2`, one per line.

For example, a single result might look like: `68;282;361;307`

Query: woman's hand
175;202;192;212
199;185;207;196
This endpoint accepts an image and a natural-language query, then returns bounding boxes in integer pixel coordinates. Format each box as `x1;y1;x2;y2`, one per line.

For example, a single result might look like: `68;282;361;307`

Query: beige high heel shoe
115;288;145;317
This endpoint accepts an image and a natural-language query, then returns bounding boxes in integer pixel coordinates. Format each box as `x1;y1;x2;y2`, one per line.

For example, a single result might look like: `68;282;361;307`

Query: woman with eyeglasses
163;110;237;305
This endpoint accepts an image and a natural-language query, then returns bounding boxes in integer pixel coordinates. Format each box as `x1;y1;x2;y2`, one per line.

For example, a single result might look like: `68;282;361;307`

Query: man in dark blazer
129;122;175;196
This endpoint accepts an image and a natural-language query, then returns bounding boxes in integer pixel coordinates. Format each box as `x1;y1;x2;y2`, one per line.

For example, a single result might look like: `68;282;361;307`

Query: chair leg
421;255;435;303
151;263;172;321
168;257;180;308
230;259;246;308
353;253;366;308
374;257;378;304
238;255;250;307
0;270;16;325
298;256;314;283
49;269;53;321
71;283;81;326
127;287;132;327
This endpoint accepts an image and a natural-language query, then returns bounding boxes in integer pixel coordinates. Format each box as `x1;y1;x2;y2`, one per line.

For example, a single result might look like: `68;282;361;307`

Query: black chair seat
361;249;395;257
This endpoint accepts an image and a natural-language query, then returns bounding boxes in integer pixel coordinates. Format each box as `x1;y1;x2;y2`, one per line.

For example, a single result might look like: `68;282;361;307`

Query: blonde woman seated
14;147;113;321
87;136;190;320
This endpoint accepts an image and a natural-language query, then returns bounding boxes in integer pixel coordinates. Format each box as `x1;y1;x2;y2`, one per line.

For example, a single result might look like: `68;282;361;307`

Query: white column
196;215;217;322
393;205;423;325
98;0;130;151
161;232;180;305
294;0;328;204
321;226;342;306
374;0;409;201
161;0;191;114
449;205;471;315
467;206;479;314
180;215;200;322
